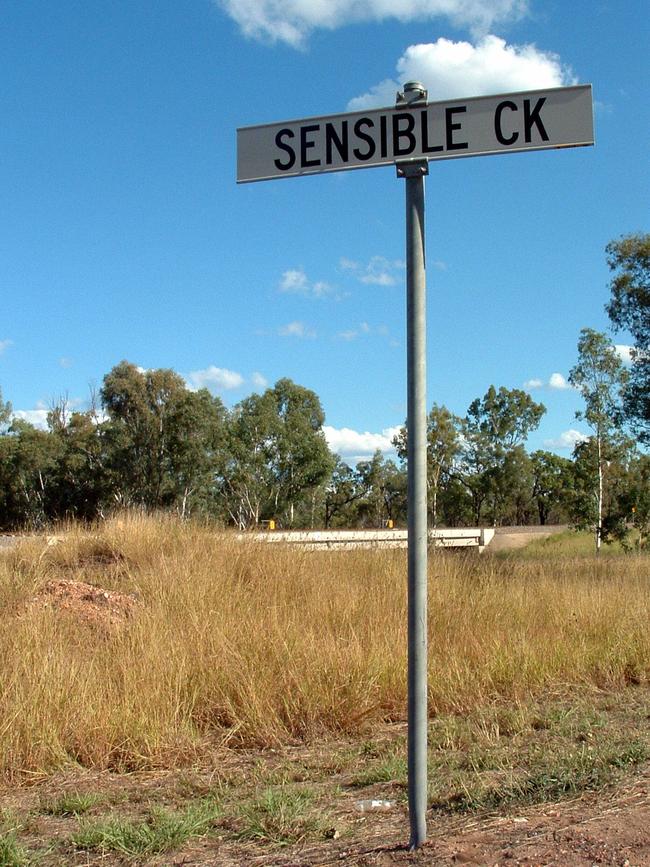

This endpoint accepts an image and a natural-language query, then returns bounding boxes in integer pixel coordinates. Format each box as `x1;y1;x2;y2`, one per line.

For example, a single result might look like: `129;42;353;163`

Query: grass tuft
234;786;325;846
71;799;221;857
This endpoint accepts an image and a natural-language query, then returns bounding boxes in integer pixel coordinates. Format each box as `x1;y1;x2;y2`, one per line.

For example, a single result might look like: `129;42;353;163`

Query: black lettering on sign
392;112;416;156
353;117;376;161
420;109;443;154
523;98;549;142
494;101;519;145
300;124;321;168
274;128;296;170
325;121;349;164
445;106;468;150
380;115;388;158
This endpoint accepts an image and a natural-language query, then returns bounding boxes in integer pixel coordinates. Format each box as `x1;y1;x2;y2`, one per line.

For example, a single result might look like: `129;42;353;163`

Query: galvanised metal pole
396;81;429;851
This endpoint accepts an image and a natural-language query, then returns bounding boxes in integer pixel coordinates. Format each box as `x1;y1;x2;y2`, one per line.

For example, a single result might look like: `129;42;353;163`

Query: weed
350;751;407;788
71;799;221;857
0;832;28;867
39;790;101;817
234;786;325;846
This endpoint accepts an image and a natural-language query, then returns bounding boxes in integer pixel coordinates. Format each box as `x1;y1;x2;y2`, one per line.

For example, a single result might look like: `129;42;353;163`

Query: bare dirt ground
3;755;647;866
150;766;650;866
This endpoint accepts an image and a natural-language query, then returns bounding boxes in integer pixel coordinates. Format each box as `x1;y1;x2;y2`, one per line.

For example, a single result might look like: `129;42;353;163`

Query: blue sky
1;0;648;462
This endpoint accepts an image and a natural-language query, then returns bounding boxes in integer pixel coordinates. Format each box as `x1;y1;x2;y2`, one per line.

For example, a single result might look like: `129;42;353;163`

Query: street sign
236;78;594;851
237;84;593;183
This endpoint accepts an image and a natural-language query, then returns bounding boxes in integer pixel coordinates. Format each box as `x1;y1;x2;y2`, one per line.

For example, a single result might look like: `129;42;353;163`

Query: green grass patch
39;790;101;817
234;785;326;846
71;798;221;858
0;832;28;867
350;749;407;788
425;697;650;813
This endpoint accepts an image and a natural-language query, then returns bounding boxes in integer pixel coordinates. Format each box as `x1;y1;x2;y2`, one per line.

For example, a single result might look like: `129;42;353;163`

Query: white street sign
237;84;593;183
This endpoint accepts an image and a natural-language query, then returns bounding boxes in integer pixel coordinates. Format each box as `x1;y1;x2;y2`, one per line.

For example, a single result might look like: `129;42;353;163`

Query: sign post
396;81;430;851
236;82;594;850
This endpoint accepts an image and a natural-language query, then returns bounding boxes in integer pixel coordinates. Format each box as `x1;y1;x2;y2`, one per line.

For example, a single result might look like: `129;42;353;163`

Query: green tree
265;378;334;527
0;419;62;529
220;392;276;528
605;233;650;442
356;450;406;528
101;361;225;513
530;450;574;525
393;403;461;527
220;379;333;528
323;457;365;528
459;386;545;525
0;387;11;431
568;328;629;553
46;399;111;521
606;453;650;550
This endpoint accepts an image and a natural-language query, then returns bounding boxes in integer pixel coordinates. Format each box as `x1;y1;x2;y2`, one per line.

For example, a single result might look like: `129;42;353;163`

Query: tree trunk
596;433;603;555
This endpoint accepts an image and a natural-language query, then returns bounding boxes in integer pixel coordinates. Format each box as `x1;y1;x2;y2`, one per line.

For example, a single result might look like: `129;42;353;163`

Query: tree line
1;234;648;547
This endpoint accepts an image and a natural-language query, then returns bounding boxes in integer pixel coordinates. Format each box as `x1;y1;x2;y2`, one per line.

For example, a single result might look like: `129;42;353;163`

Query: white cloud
278;321;316;338
525;373;572;390
279;268;335;299
12;409;49;429
341;256;404;287
0;339;13;355
548;372;570;390
187;366;245;391
217;0;528;48
614;344;634;365
323;424;401;462
58;357;74;369
348;35;575;110
251;371;268;389
544;429;589;450
336;321;391;341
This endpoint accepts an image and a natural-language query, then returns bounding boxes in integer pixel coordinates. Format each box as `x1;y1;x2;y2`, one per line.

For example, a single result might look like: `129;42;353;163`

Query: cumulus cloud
544;429;589;450
278;321;316;338
187;366;245;391
348;35;575;110
0;339;13;355
525;373;572;390
336;321;389;341
340;256;404;287
279;268;336;299
217;0;528;48
548;372;570;390
12;409;50;430
324;424;401;462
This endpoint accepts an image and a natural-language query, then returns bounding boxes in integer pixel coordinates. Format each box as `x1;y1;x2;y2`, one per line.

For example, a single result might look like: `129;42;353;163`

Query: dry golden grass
1;514;648;781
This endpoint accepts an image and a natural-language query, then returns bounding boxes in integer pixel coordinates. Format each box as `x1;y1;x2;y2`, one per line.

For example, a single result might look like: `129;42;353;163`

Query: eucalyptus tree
459;385;545;525
530;450;574;525
394;403;461;527
605;233;650;442
324;457;365;528
221;378;334;528
355;450;406;528
0;387;11;431
568;328;629;553
100;361;226;514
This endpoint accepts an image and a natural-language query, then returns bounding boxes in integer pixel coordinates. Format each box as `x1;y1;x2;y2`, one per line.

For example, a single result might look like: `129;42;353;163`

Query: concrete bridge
240;527;496;552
